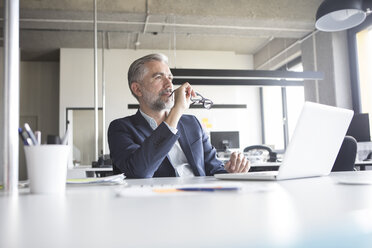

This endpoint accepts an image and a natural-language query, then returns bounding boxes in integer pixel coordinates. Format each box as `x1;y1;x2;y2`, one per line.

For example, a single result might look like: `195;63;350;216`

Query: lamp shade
316;0;366;32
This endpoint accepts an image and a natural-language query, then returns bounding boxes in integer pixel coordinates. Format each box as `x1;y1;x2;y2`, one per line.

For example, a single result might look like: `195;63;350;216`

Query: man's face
139;60;174;111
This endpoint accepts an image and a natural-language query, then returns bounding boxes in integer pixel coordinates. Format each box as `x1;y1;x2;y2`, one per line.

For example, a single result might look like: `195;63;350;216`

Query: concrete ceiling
0;0;324;61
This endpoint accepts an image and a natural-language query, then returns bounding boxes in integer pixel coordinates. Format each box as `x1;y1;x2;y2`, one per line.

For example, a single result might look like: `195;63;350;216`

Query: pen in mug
61;127;70;145
24;123;39;145
18;128;31;146
26;138;33;146
35;131;41;145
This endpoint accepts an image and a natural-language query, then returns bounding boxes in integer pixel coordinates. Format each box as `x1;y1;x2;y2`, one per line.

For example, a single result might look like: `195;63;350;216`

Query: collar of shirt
139;109;178;134
139;109;158;130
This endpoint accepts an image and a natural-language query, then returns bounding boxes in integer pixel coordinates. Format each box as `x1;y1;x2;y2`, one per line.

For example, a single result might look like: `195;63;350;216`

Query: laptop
215;102;354;181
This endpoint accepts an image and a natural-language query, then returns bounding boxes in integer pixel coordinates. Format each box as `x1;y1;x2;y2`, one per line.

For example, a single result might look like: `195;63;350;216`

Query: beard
142;88;174;111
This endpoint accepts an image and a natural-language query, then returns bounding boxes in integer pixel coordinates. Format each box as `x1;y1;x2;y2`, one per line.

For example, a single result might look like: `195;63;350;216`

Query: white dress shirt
139;110;195;177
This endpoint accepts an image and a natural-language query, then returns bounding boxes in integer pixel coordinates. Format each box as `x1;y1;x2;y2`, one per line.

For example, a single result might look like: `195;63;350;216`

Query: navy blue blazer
108;110;226;178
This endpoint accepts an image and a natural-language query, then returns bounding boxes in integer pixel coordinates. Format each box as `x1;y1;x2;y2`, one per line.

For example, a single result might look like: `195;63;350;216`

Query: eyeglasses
191;92;213;110
169;90;214;109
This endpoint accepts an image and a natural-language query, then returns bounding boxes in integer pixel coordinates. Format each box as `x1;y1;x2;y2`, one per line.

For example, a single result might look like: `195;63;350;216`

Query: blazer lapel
132;110;153;138
177;121;199;176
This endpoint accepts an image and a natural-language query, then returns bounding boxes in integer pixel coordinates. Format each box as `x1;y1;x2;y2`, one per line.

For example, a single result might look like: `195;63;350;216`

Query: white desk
1;171;372;248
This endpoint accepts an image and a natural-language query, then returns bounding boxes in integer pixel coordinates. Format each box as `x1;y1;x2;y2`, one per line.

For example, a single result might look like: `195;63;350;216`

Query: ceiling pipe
256;30;319;70
134;0;151;48
16;18;312;33
107;31;111;49
143;0;150;34
252;36;274;54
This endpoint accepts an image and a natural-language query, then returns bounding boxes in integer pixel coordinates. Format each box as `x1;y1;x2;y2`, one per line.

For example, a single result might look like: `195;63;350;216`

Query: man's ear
131;82;142;97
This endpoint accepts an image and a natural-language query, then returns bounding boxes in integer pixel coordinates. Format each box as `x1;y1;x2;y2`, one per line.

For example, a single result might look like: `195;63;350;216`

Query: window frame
261;57;303;152
347;14;372;113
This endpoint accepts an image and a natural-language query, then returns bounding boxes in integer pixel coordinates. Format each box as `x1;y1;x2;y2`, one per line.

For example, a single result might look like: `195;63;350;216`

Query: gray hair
127;53;169;98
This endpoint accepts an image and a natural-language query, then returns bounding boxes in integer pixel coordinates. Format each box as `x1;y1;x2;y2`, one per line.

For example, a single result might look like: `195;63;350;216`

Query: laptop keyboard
248;171;279;176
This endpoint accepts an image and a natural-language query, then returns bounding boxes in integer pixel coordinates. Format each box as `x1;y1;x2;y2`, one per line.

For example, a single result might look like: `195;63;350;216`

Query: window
262;58;305;151
286;63;305;142
262;86;284;150
348;15;372;138
356;24;372;130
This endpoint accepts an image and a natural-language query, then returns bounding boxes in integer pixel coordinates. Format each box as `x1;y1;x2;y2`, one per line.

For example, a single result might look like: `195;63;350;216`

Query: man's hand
165;82;195;129
224;152;250;173
172;82;196;111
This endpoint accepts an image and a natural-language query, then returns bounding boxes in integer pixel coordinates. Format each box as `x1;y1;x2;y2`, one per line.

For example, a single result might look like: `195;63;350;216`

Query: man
108;53;249;178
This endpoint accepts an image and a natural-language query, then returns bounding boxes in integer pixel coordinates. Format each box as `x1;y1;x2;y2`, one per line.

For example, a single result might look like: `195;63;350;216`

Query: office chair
331;136;357;172
243;145;277;162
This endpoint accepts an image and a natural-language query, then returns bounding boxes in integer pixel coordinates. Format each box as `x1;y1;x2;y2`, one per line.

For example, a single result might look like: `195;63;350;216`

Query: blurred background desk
67;163;279;179
355;161;372;171
67;165;113;178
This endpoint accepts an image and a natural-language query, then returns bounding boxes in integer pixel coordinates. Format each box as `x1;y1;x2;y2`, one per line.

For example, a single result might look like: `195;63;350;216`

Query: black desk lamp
316;0;372;32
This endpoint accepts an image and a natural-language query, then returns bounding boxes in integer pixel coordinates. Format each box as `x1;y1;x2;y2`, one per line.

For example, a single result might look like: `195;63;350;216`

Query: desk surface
1;171;372;248
355;160;372;165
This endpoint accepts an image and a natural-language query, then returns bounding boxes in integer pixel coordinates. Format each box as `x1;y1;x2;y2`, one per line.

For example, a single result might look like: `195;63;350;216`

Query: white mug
24;145;69;194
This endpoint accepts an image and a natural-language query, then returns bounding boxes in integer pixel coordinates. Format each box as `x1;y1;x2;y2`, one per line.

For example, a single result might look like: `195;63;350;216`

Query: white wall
60;48;261;155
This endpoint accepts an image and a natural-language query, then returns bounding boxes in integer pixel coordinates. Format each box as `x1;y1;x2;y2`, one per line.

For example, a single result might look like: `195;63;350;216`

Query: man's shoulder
180;114;200;125
180;114;197;120
109;113;138;129
110;115;133;123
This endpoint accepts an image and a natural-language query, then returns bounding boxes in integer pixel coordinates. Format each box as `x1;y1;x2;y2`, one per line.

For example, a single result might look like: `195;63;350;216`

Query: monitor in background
210;131;240;152
346;113;371;142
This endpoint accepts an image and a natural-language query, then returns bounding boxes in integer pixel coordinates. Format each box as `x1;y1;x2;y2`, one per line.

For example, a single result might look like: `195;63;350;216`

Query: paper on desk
115;182;274;197
67;173;126;185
